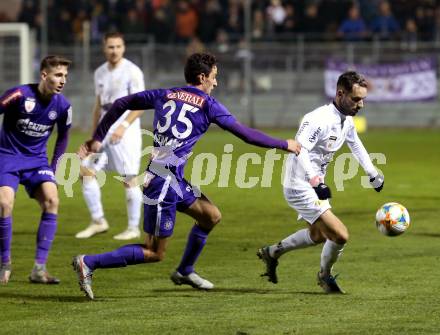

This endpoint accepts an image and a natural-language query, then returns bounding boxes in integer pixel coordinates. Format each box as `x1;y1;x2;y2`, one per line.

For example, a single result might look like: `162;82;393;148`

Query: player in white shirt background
76;32;144;240
257;71;384;293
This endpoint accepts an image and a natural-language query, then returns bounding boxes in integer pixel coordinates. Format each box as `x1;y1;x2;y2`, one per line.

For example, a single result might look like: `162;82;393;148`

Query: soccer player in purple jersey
72;52;301;299
0;56;72;284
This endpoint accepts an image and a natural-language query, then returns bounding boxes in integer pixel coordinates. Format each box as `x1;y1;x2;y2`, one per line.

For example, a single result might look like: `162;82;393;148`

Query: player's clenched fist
286;139;301;155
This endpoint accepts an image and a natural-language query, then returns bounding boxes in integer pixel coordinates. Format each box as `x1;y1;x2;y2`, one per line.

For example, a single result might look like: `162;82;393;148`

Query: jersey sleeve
56;104;73;133
295;114;324;151
94;70;101;97
0;87;23;115
208;100;237;128
345;123;377;177
128;66;145;94
93;89;162;141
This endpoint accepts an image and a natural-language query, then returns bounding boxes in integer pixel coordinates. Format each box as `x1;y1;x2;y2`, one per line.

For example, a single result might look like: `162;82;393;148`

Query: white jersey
87;58;145;175
283;102;377;191
94;58;145;131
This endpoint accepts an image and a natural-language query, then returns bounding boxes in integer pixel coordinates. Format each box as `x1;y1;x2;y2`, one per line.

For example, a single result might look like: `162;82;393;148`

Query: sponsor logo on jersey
308;127;321;142
48;110;57;120
1;89;22;107
167;91;205;108
38;169;55;178
16;118;52;137
297;121;309;136
24;97;36;113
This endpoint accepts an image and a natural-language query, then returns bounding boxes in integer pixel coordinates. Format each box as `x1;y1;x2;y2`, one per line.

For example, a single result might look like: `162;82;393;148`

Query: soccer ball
375;202;410;236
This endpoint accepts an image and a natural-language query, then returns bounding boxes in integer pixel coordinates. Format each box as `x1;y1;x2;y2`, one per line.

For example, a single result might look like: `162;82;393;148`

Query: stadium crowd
1;0;440;45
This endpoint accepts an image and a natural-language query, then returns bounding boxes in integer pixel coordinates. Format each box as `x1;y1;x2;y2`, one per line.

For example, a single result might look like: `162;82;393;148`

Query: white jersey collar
331;101;347;123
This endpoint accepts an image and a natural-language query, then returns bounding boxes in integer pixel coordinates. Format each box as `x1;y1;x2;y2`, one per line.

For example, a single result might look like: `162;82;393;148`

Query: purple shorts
143;175;198;237
0;165;56;197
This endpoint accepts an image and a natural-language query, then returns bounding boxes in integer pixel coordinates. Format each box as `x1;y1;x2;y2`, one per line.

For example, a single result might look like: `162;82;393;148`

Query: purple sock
177;225;209;275
0;217;12;264
35;213;57;264
83;244;145;270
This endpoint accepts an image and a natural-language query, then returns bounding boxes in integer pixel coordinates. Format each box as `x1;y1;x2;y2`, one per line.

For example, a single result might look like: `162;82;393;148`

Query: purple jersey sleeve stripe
50;128;70;172
222;121;287;150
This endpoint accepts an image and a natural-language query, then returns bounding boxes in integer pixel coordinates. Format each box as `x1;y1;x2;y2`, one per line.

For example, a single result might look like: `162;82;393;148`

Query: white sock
269;228;315;258
320;239;345;277
125;186;142;230
82;177;104;221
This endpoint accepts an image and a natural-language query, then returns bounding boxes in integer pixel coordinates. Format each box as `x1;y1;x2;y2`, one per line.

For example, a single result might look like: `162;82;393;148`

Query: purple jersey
0;84;72;172
94;86;287;180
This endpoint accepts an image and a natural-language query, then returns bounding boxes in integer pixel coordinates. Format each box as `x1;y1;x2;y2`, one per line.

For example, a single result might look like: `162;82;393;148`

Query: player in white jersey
257;71;384;293
76;32;144;240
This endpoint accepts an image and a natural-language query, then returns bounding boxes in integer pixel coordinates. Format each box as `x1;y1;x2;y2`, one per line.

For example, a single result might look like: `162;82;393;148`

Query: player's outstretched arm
223;121;301;154
346;129;384;192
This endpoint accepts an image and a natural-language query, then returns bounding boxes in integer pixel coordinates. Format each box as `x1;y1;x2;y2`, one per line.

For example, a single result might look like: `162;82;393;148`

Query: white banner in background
325;58;437;102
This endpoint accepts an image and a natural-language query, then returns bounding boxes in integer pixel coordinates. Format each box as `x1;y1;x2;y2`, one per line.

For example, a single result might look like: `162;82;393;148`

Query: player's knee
335;229;349;244
0;198;14;217
309;226;326;243
209;207;222;226
41;196;59;212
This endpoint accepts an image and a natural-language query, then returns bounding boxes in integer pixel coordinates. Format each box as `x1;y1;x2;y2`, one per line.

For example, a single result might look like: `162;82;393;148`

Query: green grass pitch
1;129;439;334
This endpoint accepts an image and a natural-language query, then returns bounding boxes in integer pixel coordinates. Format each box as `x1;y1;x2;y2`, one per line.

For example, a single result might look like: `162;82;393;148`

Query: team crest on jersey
326;135;337;149
164;220;173;231
24;97;36;113
48;110;57;120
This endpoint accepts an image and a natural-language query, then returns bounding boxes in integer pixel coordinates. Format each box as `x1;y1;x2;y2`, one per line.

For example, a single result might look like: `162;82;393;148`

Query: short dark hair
103;31;125;42
337;71;367;92
184;53;217;85
40;55;72;72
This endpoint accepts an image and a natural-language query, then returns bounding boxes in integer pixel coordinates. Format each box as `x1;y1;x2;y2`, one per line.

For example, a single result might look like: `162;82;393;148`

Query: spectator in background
175;0;199;44
121;8;146;41
225;0;244;39
150;0;175;44
53;8;74;45
338;5;368;41
358;0;382;24
370;0;400;40
197;0;224;44
283;3;299;35
266;0;287;35
401;18;418;51
252;9;266;40
299;3;325;40
17;0;36;27
90;2;109;43
73;8;89;43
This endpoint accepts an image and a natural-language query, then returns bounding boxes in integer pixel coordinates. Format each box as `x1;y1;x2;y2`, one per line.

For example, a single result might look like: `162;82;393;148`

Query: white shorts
283;187;331;224
82;125;142;176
